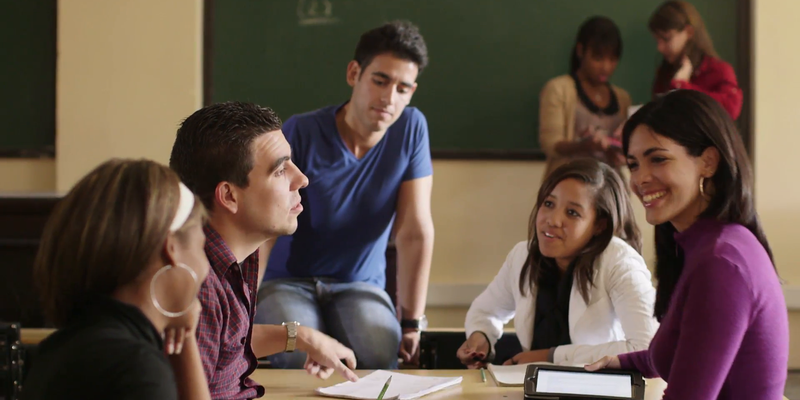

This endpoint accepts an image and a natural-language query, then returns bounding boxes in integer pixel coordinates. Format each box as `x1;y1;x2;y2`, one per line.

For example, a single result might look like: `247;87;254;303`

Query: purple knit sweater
619;218;788;400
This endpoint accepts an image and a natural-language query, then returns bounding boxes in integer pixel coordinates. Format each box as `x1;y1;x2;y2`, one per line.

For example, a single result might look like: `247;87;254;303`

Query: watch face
419;315;428;330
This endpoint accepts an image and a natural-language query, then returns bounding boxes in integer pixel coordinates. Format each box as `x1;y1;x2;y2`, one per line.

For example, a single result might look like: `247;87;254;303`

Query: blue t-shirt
263;103;433;288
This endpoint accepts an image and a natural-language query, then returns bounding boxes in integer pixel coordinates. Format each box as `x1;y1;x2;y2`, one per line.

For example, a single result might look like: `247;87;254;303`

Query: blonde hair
35;159;206;327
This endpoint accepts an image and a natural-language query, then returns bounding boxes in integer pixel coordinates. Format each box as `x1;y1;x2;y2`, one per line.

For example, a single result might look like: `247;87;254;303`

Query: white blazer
465;237;658;365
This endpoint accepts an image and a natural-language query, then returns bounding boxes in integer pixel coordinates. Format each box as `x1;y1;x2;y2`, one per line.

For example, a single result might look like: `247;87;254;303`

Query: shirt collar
674;217;721;249
202;224;260;277
203;224;241;277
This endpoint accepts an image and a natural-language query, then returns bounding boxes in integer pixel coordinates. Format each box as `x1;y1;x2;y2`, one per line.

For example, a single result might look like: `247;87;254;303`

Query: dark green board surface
0;0;56;156
209;0;738;154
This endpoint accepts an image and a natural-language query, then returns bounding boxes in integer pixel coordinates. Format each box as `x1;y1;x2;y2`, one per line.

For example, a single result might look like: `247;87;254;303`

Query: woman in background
649;0;742;120
22;159;211;400
587;90;788;399
457;159;657;367
539;16;631;179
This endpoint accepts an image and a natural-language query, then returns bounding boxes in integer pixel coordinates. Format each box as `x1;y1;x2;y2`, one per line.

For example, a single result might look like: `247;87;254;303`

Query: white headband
169;182;195;232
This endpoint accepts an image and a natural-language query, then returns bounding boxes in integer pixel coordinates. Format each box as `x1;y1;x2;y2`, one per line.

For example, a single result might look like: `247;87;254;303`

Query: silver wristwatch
282;321;300;352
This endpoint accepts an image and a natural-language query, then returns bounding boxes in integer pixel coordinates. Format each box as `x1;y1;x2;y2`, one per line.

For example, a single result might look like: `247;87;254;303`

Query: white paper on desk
315;370;462;400
487;362;549;386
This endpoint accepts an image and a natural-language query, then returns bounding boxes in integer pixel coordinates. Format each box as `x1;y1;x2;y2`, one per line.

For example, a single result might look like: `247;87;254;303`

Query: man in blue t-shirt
254;21;435;369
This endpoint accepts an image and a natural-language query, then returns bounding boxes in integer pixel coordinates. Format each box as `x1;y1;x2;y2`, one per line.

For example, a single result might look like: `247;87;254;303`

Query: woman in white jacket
458;158;657;367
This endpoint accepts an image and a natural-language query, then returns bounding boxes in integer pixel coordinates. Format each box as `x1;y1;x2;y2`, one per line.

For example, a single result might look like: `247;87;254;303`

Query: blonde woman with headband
21;159;212;400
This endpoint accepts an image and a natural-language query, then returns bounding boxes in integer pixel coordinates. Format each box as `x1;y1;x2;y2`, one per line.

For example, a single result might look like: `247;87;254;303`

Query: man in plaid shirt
170;102;359;399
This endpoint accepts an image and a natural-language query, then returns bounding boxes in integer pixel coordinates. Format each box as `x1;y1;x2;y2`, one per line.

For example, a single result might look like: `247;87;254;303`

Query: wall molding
426;283;488;307
428;283;800;310
784;285;800;310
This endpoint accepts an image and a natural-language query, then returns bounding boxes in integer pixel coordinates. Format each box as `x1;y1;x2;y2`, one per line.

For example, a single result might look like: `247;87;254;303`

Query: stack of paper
315;370;462;400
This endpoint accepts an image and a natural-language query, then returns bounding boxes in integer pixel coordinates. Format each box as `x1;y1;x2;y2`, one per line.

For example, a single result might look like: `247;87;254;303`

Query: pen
480;368;486;383
376;375;392;400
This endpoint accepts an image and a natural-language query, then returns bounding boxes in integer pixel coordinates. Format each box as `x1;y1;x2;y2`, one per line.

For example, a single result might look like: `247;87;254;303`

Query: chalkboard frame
202;0;753;162
0;0;57;159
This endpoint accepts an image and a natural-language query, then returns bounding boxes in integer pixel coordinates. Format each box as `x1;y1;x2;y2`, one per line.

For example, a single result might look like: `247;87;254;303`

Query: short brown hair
35;159;206;327
169;102;283;211
354;20;429;75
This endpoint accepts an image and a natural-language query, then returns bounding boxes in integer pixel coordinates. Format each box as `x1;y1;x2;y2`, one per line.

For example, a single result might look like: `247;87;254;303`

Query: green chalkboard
0;0;56;157
209;0;739;157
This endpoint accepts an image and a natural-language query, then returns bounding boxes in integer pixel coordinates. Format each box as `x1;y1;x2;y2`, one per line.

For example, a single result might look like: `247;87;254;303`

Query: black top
21;297;177;400
531;262;575;351
571;72;620;115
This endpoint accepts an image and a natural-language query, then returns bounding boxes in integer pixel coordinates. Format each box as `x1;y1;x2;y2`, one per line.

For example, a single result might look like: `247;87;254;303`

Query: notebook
487;362;550;387
315;370;462;400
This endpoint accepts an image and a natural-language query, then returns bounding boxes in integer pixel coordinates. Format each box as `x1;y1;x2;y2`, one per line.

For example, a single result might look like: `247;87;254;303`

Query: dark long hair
519;158;641;303
570;16;623;74
622;89;774;321
649;1;719;95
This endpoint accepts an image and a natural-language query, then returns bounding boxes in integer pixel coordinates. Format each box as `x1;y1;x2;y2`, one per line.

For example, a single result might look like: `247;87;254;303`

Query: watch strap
282;321;299;352
400;318;421;329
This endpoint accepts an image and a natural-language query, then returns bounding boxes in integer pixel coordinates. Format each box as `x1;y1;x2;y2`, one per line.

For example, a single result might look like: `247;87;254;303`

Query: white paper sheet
315;370;462;400
487;362;549;386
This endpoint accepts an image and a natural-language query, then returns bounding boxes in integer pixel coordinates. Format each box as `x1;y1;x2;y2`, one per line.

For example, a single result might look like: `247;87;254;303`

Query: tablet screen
536;370;632;398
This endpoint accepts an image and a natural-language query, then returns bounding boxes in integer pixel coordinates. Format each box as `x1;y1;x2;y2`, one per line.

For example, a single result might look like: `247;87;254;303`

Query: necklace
583;82;603;104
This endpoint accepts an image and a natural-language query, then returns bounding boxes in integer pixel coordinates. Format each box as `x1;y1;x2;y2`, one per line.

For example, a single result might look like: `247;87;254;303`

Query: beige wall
55;0;203;191
0;160;55;192
429;161;655;284
0;0;203;193
430;161;540;284
754;0;800;368
755;0;800;284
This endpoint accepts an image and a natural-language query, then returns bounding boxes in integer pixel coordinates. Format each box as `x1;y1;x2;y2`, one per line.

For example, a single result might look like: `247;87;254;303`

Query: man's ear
346;60;361;87
215;181;239;215
700;146;720;178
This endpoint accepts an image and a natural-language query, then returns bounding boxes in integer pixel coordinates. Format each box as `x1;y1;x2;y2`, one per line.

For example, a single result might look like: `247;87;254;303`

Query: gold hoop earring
700;177;706;197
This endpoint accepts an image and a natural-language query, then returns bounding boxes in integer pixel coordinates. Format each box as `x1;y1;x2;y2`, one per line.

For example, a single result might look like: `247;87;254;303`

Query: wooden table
251;369;668;400
20;328;54;345
16;329;789;400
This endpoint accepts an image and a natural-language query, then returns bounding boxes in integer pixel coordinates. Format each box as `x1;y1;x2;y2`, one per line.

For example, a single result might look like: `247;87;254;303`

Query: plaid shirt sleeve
195;278;224;383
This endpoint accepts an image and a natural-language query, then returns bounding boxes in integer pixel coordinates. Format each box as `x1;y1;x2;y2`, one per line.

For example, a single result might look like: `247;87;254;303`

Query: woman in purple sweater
587;89;789;399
